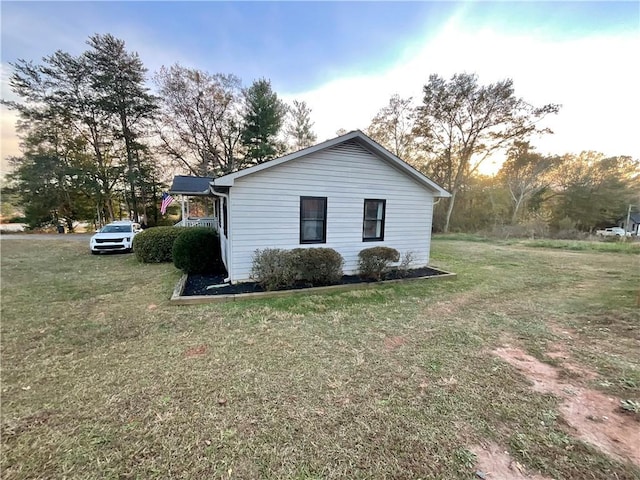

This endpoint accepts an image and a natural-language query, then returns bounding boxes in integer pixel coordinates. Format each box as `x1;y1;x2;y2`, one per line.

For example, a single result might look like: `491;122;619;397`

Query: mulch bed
182;267;448;297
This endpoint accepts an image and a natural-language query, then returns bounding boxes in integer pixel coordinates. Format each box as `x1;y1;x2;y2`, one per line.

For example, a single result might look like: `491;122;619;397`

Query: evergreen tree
85;34;159;221
4;113;95;230
4;34;159;224
241;79;287;164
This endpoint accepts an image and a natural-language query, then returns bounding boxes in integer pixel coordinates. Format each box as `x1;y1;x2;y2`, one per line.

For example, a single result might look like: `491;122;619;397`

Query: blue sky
1;1;639;172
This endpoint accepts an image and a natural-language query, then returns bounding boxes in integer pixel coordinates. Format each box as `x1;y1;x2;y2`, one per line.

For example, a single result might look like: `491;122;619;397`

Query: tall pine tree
241;79;287;164
4;34;160;225
85;34;159;222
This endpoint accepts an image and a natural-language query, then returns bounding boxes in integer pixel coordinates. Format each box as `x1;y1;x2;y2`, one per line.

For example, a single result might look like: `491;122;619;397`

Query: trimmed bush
251;248;297;291
290;248;344;286
358;246;400;280
251;247;345;290
133;227;185;263
172;227;224;274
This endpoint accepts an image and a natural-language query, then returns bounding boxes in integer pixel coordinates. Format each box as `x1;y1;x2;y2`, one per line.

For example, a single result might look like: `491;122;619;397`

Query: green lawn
1;237;639;479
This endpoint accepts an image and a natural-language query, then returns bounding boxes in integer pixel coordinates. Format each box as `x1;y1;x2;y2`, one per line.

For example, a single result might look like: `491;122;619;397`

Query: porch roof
169;175;214;196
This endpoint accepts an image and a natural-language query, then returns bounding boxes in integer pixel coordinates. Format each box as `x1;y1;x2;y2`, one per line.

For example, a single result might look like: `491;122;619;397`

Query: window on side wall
300;196;327;243
363;199;386;241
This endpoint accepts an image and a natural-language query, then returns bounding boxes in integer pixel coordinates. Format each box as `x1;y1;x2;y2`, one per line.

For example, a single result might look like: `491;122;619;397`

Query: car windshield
100;224;132;233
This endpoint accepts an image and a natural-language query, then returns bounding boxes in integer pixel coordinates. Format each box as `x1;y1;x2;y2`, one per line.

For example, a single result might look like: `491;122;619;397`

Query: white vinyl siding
227;140;435;283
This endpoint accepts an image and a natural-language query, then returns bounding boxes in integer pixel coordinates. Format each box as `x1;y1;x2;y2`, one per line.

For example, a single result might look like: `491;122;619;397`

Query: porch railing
174;217;218;231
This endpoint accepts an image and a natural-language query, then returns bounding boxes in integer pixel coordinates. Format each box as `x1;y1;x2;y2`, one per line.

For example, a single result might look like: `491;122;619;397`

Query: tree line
2;34;316;230
2;34;638;233
365;82;638;234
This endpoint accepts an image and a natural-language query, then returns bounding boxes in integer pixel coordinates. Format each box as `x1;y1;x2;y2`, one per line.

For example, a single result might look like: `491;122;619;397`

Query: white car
90;221;141;254
595;227;630;237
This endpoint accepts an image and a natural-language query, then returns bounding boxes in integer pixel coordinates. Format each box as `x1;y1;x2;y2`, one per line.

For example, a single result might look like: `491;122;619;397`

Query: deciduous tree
367;94;417;163
285;100;317;151
414;73;560;232
154;65;244;176
549;152;639;231
498;141;560;224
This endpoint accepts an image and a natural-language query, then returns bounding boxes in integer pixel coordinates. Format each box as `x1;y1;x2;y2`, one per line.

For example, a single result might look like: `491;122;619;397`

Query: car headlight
124;237;130;242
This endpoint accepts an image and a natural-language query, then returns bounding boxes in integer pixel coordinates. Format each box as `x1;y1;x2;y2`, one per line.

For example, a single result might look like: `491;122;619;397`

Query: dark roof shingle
169;176;213;195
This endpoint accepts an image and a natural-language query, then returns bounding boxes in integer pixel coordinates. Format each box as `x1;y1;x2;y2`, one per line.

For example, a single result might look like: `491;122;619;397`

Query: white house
176;130;450;283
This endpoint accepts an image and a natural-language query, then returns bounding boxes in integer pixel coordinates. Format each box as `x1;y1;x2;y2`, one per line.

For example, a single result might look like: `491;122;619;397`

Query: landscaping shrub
290;248;344;286
358;246;400;280
172;227;224;274
251;247;344;290
251;248;297;290
396;250;416;278
133;226;184;263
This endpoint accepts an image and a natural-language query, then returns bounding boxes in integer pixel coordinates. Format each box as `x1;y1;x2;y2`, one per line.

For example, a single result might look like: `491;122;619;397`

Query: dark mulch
182;267;449;297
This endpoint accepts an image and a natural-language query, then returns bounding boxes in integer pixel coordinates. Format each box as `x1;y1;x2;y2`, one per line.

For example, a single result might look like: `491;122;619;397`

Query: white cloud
3;15;638;177
282;18;640;169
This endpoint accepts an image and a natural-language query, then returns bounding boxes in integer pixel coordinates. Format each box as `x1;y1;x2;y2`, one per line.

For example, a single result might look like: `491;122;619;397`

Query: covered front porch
169;175;217;229
169;175;230;270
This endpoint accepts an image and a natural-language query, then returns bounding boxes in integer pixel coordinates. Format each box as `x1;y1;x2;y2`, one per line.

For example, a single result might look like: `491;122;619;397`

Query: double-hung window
363;199;386;241
300;197;327;243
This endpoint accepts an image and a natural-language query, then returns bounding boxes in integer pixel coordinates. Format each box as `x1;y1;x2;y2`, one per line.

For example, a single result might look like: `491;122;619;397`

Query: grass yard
1;236;639;479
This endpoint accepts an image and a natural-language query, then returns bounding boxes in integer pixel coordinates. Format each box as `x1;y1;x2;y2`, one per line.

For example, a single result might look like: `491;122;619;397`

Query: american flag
160;192;174;215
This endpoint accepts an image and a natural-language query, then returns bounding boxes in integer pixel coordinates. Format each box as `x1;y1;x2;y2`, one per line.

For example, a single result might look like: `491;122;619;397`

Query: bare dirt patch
184;344;208;357
546;343;599;382
494;346;640;465
383;336;407;351
471;442;552;480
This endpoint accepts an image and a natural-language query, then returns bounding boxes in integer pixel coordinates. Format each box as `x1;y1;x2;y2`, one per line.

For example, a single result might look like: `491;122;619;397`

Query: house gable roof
619;212;640;223
170;175;213;196
211;130;451;197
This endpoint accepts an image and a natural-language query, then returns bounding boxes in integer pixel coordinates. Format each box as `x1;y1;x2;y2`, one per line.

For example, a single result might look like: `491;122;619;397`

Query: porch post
181;195;187;226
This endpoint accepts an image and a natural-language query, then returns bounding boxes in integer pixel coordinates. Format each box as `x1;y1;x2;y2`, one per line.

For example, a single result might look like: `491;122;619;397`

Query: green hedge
251;247;344;290
358;246;400;280
133;227;185;263
172;227;224;274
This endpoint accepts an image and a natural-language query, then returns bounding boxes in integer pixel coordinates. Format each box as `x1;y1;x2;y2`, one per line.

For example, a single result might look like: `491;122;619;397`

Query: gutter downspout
210;186;231;284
